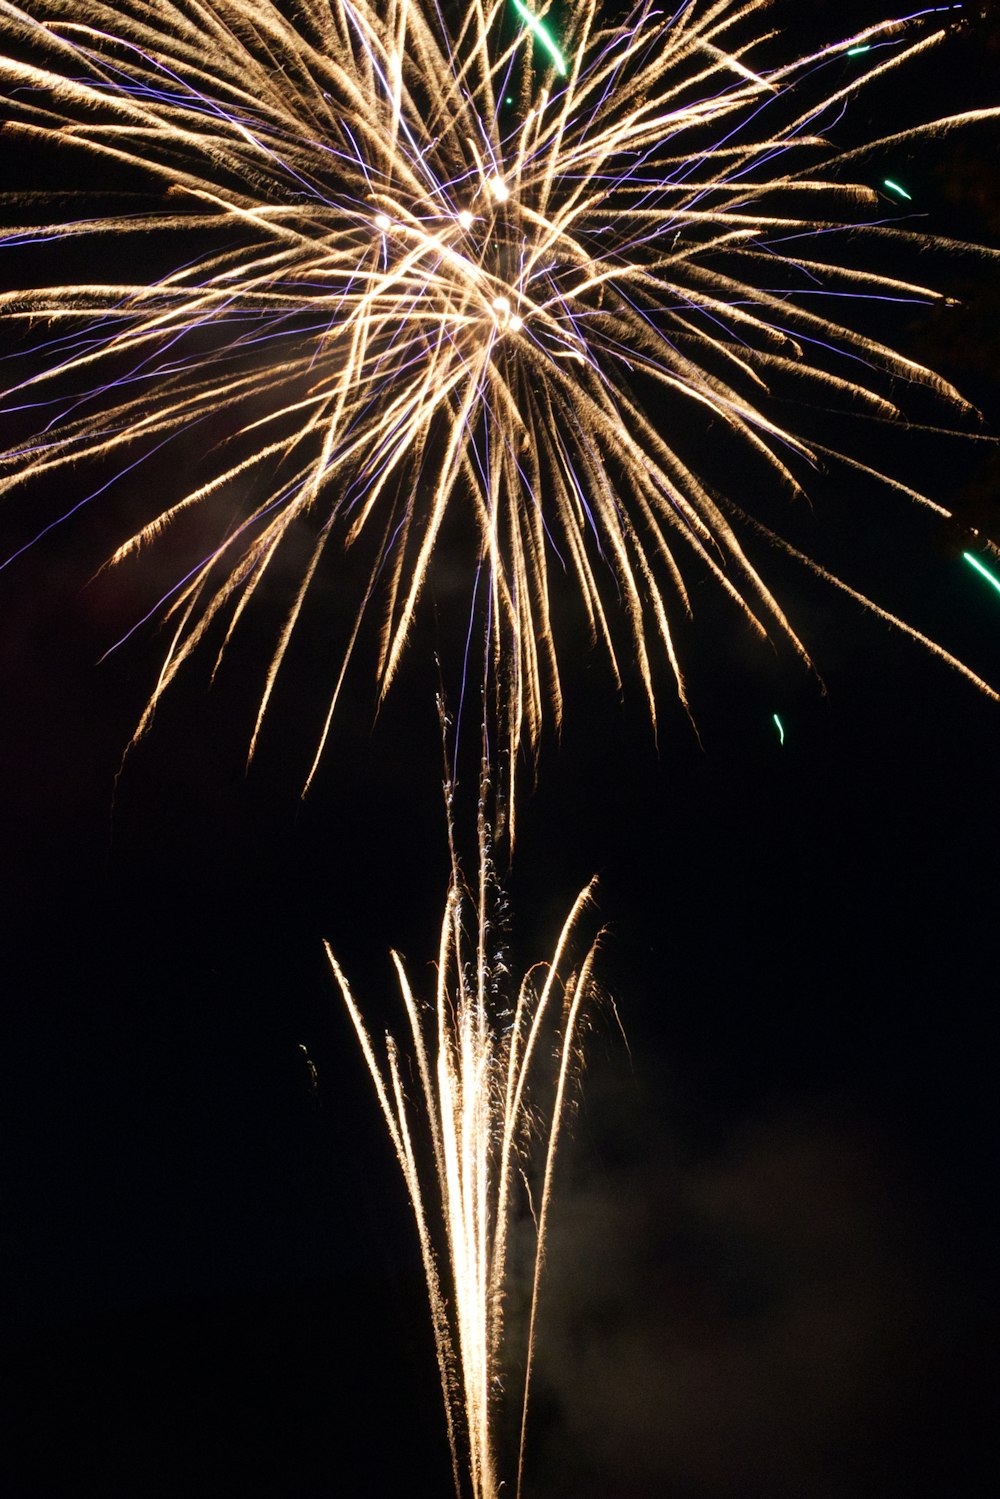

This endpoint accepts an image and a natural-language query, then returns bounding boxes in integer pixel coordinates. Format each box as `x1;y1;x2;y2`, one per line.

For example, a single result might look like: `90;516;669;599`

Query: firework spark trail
325;757;600;1499
1;6;996;1492
1;1;997;821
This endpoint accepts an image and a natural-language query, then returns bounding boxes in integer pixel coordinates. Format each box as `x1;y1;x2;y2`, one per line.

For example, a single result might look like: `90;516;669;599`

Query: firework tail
325;745;599;1498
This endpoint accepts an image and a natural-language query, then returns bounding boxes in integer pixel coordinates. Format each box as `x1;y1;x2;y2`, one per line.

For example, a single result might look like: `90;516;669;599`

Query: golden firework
1;1;996;826
326;755;601;1499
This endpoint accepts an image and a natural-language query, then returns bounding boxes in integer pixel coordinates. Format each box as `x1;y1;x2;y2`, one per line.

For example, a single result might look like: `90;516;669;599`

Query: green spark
847;45;872;55
772;713;785;746
963;551;1000;599
883;178;912;200
510;0;568;76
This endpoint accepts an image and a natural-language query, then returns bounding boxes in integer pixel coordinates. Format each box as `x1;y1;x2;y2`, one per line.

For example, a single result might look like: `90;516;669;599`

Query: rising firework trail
325;748;601;1499
0;1;997;828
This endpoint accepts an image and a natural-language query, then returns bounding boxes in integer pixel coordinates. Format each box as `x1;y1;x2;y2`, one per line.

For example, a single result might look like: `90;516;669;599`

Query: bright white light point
487;175;510;202
375;212;391;230
490;295;520;333
457;209;474;229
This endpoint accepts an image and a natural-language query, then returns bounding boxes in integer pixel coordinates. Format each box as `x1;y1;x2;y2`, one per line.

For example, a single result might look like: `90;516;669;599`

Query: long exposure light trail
964;550;1000;599
510;0;569;76
0;9;997;1491
326;766;600;1499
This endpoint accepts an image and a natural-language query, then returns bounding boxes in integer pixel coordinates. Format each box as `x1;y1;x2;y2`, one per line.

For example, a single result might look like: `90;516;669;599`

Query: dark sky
2;4;998;1497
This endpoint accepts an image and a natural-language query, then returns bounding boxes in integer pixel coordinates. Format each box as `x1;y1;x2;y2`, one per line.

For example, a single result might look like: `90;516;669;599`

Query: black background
2;4;998;1496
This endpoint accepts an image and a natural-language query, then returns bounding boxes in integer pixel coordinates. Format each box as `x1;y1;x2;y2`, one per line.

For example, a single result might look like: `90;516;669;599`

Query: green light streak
963;551;1000;599
847;45;872;55
510;0;567;76
883;178;912;200
772;713;785;746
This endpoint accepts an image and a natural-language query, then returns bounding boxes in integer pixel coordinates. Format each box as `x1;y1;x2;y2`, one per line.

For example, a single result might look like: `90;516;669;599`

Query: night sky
2;4;998;1496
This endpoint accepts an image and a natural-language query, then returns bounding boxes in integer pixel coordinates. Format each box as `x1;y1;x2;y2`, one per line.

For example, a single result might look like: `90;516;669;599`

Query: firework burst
1;1;997;817
0;0;995;815
3;7;997;1492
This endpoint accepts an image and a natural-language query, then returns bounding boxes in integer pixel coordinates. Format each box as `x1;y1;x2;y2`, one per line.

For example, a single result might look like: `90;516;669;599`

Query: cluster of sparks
326;760;600;1499
1;0;998;824
1;2;998;1493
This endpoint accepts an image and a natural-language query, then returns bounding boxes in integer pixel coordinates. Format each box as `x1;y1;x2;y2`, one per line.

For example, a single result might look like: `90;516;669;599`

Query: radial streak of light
510;0;569;77
325;775;600;1499
963;550;1000;599
0;1;997;815
883;177;913;199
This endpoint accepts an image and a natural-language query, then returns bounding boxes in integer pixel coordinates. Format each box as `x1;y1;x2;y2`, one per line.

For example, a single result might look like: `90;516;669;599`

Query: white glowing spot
487;174;510;202
457;209;474;229
374;212;391;230
491;295;521;333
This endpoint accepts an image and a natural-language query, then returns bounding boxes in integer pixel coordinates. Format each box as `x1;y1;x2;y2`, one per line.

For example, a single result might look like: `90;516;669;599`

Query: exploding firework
3;8;996;1492
1;1;997;823
326;753;601;1499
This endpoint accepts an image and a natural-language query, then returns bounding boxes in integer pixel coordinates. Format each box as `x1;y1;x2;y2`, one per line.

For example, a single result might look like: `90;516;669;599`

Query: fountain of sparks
326;754;601;1499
